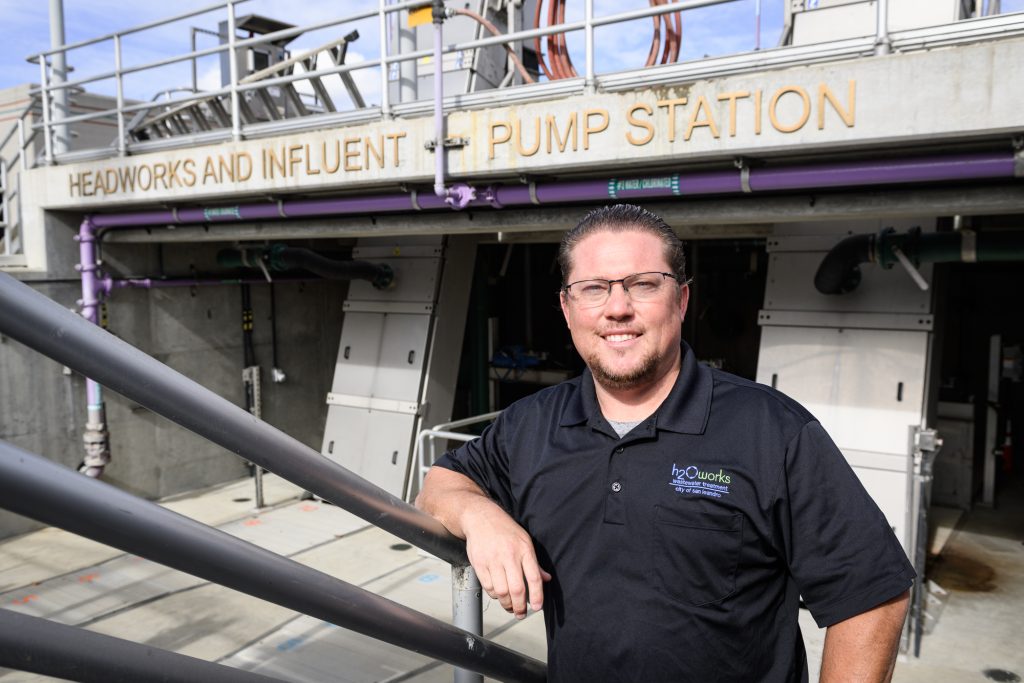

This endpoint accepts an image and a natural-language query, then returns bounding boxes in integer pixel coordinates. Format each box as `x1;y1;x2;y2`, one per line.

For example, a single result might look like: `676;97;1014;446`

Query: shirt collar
558;341;712;435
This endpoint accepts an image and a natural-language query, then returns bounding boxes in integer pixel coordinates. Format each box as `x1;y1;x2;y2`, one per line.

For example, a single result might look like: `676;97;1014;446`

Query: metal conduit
0;271;467;567
0;609;285;683
85;151;1018;229
0;439;545;683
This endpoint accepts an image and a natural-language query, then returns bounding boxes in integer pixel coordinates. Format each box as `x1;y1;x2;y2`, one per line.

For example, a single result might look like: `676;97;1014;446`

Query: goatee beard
587;350;660;391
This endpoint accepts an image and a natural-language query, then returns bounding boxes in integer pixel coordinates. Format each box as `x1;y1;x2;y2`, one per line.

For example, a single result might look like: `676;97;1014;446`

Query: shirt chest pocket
653;506;744;606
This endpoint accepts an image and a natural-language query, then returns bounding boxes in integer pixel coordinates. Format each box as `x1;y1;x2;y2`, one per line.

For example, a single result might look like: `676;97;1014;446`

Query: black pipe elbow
275;247;394;290
814;233;874;295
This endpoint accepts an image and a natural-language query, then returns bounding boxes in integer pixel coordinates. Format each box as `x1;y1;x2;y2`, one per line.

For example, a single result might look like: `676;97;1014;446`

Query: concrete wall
0;209;346;540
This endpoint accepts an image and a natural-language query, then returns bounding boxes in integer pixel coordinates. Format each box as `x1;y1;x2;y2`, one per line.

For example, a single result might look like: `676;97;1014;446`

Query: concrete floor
0;472;1021;682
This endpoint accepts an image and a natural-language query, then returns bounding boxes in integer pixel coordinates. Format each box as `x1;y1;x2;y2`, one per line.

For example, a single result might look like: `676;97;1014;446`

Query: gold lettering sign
66;80;856;198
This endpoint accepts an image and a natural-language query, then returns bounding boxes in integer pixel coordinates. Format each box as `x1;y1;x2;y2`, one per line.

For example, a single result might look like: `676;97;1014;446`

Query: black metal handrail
0;271;547;682
0;439;545;682
0;608;286;683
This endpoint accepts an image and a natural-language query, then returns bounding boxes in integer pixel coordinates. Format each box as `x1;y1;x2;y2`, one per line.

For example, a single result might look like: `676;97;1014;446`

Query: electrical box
790;0;964;45
219;15;298;87
387;0;540;104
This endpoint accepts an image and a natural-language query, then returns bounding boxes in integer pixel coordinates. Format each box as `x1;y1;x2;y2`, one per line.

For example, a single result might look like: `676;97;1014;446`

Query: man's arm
416;466;551;619
819;590;910;683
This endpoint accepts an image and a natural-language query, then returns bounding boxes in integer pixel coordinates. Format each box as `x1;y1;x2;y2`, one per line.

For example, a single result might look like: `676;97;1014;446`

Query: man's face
560;229;689;391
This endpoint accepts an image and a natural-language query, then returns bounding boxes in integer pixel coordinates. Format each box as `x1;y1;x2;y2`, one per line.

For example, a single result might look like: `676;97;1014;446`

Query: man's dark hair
558;204;687;285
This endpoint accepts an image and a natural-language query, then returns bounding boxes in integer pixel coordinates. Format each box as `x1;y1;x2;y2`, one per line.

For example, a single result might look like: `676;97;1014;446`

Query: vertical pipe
433;2;446;198
227;1;241;141
379;0;392;118
78;219;100;327
874;0;892;56
38;57;54;165
48;0;69;157
114;34;126;156
584;0;594;87
452;565;484;683
77;217;110;477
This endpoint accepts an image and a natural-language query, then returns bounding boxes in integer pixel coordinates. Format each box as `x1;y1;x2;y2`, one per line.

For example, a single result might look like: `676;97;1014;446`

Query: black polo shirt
435;343;915;682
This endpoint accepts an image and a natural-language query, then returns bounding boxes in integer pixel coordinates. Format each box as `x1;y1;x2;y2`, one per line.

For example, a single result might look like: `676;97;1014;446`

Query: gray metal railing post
875;0;892;55
191;27;199;93
114;33;126;156
585;0;595;88
379;0;391;118
1;161;8;242
227;1;241;140
37;56;54;165
49;0;70;156
453;565;485;683
17;119;27;171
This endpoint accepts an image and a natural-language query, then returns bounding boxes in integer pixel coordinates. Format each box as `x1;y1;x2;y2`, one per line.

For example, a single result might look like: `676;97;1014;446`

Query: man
417;204;914;682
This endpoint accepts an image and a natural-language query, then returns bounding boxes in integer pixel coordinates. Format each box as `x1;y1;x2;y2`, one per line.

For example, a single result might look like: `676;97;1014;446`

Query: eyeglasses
562;271;682;308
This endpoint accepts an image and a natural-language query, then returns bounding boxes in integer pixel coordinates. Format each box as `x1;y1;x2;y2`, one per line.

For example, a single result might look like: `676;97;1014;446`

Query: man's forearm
415;466;504;539
820;590;910;683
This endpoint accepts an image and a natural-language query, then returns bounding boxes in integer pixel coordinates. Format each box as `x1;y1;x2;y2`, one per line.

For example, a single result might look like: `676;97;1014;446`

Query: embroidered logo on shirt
670;463;731;498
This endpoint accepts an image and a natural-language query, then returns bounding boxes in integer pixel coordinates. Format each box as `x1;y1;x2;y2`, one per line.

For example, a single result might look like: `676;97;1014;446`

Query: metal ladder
128;30;366;142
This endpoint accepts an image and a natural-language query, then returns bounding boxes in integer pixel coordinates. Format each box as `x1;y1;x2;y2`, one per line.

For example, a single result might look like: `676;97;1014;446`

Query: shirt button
611;481;622;493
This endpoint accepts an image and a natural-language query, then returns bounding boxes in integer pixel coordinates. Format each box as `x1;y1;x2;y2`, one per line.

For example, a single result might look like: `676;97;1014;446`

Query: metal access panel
320;236;476;498
758;219;938;558
757;326;929;457
756;326;927;548
330;312;432;399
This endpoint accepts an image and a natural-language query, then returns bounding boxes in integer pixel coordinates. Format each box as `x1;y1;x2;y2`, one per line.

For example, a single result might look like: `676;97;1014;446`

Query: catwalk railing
27;1;1024;166
0;101;35;266
0;271;546;683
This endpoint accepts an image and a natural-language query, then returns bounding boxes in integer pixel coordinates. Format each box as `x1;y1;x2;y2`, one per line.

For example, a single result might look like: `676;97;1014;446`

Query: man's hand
416;467;552;619
820;590;910;682
461;501;552;619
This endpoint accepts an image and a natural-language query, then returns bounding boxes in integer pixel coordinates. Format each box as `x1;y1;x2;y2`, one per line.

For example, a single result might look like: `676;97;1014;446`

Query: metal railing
0;271;544;683
0;102;36;266
25;0;1024;167
408;411;503;502
26;0;755;165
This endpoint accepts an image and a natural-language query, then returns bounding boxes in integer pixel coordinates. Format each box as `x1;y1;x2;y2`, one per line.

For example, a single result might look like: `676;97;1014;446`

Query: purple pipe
87;151;1017;229
76;219;103;410
750;153;1015;192
76;218;110;477
433;10;445;200
100;276;320;294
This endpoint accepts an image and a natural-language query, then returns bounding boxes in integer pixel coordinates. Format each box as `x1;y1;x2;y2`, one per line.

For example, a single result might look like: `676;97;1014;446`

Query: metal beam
98;184;1024;244
0;609;283;683
0;271;467;567
0;439;546;683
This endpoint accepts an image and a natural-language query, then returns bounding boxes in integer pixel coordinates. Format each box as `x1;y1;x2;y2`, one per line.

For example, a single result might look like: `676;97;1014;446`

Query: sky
0;0;786;106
